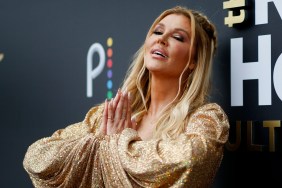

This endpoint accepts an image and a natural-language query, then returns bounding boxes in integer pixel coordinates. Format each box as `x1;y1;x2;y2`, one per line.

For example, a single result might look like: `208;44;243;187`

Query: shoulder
83;104;103;121
82;104;104;128
187;103;230;143
192;103;228;119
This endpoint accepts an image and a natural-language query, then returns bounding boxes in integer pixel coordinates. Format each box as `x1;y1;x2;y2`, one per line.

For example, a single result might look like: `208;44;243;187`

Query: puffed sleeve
111;103;230;187
23;105;106;187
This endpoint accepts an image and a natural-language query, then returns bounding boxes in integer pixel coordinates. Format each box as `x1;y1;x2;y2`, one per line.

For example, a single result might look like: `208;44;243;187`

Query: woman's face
144;13;193;79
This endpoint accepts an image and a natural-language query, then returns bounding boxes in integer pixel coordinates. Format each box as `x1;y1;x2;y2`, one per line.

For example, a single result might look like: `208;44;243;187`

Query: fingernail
128;92;131;100
123;90;127;97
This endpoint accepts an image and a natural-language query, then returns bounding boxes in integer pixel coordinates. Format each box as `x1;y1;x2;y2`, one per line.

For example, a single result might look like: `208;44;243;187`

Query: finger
131;117;138;130
125;92;132;129
118;91;128;131
116;91;127;132
117;119;126;133
115;92;128;132
107;99;114;134
100;99;108;135
115;92;125;121
112;89;121;112
122;92;128;120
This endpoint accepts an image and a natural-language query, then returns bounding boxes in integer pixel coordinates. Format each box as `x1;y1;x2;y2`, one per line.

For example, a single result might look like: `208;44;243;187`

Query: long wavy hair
120;6;217;139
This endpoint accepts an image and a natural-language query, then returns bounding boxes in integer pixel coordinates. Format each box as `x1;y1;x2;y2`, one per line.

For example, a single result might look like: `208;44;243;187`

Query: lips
151;48;168;59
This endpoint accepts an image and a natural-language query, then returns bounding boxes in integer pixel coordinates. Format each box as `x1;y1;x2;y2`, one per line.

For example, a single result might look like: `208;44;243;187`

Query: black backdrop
1;0;282;187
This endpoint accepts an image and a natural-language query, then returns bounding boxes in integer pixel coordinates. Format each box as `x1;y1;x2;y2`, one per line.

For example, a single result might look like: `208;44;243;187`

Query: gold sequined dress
23;103;229;188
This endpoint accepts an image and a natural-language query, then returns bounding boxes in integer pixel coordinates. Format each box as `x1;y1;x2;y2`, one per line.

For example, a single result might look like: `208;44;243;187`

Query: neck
148;75;180;116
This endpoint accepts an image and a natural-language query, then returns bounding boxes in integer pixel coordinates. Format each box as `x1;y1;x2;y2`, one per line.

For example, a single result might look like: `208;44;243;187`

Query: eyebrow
156;23;190;37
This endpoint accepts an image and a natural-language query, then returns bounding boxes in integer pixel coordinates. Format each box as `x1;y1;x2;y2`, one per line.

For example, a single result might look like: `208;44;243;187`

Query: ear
188;63;195;71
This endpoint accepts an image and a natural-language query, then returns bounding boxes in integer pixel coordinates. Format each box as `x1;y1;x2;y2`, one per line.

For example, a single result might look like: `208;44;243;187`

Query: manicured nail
123;90;127;97
128;92;131;100
117;88;121;96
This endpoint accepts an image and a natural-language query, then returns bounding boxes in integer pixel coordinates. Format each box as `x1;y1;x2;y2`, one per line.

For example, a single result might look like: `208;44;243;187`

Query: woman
23;6;229;187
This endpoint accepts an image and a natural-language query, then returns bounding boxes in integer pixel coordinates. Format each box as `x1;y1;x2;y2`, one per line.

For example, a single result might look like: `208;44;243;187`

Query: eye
153;31;163;35
173;35;184;42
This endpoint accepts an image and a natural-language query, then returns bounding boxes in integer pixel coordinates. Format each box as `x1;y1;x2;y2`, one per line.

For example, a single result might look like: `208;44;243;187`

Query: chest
137;115;156;141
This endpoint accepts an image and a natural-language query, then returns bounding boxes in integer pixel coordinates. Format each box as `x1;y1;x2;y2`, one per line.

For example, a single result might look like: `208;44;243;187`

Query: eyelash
173;36;184;42
153;31;184;42
153;31;162;35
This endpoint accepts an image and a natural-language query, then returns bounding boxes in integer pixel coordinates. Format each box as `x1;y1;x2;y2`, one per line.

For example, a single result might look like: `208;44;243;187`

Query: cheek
170;45;191;73
145;37;154;49
144;37;156;59
144;43;150;60
172;45;190;62
144;39;151;62
144;41;151;58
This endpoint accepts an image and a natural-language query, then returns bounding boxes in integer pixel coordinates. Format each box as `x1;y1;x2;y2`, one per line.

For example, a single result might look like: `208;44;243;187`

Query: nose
157;35;168;46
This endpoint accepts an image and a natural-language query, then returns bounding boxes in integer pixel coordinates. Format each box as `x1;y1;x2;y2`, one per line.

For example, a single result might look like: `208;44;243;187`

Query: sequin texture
23;103;229;187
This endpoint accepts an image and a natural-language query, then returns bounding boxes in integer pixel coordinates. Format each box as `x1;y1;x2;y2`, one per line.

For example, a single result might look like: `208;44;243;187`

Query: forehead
157;14;191;31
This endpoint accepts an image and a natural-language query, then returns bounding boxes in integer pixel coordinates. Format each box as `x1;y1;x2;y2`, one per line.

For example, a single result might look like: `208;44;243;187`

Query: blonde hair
120;6;217;139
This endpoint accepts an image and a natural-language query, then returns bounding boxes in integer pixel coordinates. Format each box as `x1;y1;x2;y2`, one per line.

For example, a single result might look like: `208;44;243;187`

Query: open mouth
152;49;168;58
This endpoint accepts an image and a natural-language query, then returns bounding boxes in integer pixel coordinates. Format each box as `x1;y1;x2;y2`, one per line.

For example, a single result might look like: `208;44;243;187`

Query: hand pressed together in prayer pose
100;89;137;135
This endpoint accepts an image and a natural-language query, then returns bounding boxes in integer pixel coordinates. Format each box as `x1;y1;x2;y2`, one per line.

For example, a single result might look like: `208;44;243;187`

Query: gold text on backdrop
223;0;246;27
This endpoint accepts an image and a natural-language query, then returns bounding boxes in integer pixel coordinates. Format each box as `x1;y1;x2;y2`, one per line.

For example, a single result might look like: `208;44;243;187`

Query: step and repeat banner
0;0;281;187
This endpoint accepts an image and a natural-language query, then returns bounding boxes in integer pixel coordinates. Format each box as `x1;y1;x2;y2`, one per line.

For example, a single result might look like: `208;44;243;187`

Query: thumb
131;117;138;130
